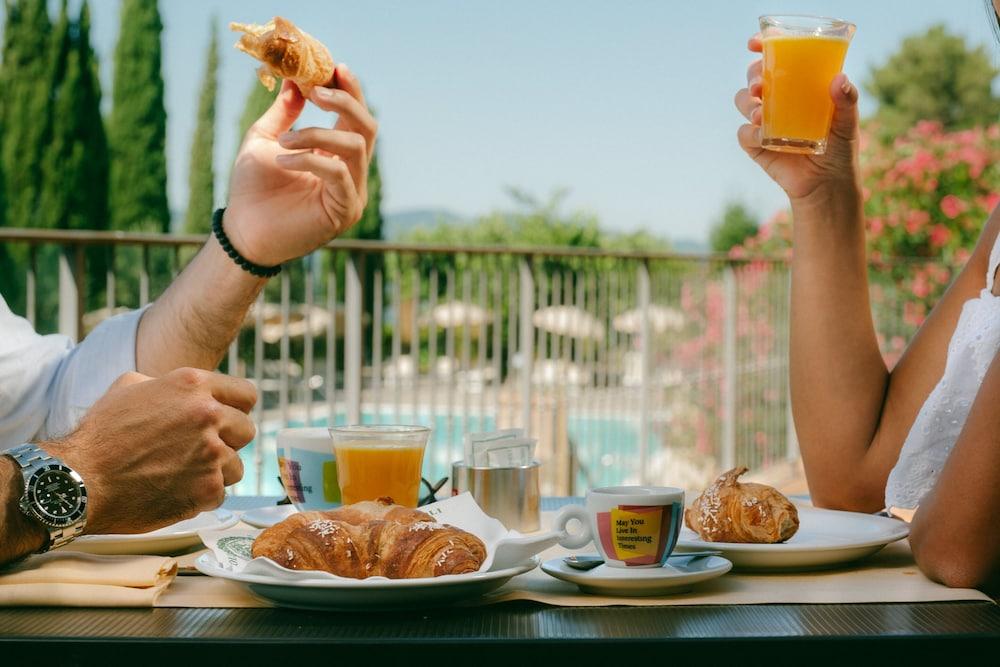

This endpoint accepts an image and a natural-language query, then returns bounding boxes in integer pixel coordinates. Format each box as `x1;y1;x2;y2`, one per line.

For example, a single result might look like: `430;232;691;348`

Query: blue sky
3;1;999;242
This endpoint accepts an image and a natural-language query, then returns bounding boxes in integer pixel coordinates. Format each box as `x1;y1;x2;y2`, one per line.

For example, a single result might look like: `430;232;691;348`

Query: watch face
28;465;87;527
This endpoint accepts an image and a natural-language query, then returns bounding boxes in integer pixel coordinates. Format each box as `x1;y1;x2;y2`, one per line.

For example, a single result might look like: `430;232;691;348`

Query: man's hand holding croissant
224;64;378;267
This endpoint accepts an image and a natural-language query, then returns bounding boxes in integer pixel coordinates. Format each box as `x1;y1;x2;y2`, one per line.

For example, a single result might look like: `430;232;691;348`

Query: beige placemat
158;575;268;608
472;539;992;607
154;512;992;608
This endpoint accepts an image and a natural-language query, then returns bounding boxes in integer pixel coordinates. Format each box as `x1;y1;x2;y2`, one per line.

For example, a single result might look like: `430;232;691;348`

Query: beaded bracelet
211;208;282;278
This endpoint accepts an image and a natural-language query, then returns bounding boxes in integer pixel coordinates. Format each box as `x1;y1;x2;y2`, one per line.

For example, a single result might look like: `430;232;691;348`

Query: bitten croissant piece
251;501;487;579
684;467;799;543
229;16;334;95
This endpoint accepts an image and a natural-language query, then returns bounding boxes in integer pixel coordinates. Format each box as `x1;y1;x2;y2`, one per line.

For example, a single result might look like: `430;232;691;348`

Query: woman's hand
225;64;378;267
735;34;861;203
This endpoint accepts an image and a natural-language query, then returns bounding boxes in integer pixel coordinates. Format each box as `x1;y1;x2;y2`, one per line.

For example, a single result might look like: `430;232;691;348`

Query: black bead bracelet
211;208;282;278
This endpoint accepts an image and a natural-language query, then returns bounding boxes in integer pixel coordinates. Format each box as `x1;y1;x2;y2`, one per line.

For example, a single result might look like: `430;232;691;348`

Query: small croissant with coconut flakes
684;467;799;543
230;16;335;95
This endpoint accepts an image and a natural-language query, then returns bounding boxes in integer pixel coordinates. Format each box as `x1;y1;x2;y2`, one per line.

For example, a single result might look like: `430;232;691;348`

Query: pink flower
929;224;951;248
915;120;943;137
906;209;930;234
984;193;1000;213
940;195;967;219
911;272;931;299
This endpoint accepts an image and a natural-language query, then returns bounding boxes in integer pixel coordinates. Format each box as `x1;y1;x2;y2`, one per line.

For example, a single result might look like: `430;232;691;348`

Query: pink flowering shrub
736;120;1000;359
666;121;1000;469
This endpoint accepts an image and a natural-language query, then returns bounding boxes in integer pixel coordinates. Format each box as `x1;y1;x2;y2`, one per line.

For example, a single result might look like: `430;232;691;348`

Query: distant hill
670;237;710;254
383;208;466;240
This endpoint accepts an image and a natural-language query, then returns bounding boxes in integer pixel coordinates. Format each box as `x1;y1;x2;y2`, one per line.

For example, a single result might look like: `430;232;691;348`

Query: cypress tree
349;149;384;241
0;0;52;230
72;1;109;234
184;20;218;234
237;77;279;147
108;0;169;234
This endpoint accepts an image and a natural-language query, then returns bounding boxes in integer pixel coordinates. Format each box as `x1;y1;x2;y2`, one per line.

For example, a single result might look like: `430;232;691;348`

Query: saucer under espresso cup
555;486;684;568
276;427;341;511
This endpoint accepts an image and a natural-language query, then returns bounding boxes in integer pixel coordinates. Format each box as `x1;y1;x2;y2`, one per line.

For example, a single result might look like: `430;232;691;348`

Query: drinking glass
759;14;856;155
329;425;431;507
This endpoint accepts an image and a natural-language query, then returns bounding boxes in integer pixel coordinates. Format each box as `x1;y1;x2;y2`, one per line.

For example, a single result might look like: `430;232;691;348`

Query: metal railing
0;229;941;497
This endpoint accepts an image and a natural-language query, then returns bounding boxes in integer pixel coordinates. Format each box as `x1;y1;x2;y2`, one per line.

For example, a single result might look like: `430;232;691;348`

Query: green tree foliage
346;149;383;241
709;202;759;253
866;24;1000;139
184;20;218;234
0;0;52;230
107;0;170;306
237;78;279;148
401;188;670;281
40;0;108;233
108;0;168;234
36;0;109;315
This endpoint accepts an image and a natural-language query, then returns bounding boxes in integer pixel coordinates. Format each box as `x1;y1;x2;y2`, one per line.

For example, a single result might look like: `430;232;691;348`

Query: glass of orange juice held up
329;425;431;507
759;15;856;155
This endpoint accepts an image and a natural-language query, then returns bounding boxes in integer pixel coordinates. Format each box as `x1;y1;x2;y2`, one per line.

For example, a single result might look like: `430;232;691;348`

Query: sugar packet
463;428;523;465
472;437;536;467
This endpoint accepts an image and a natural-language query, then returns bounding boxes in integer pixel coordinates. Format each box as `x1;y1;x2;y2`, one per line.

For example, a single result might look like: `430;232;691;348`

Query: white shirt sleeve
0;294;147;448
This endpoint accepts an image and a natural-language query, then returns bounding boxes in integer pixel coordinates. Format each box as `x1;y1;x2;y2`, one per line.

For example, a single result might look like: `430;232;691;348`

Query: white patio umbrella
243;303;343;344
613;305;685;335
532;305;605;340
424;301;491;328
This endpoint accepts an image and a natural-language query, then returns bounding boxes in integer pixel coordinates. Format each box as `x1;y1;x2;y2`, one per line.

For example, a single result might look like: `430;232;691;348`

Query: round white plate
241;505;298;529
676;505;910;571
63;509;239;556
541;556;732;596
195;553;538;610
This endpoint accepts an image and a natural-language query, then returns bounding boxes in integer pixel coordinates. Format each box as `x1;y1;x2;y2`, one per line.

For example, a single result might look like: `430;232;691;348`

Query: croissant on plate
230;16;335;95
684;467;799;543
251;498;487;579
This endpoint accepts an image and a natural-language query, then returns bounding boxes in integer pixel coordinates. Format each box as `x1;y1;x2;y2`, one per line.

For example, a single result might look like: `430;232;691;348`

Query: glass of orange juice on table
759;15;855;155
329;425;431;507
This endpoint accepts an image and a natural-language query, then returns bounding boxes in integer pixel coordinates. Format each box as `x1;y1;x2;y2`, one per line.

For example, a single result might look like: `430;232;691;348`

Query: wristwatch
3;443;88;552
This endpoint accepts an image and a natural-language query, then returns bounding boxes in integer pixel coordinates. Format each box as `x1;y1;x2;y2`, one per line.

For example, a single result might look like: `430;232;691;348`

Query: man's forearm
0;456;46;566
136;226;267;377
788;184;889;509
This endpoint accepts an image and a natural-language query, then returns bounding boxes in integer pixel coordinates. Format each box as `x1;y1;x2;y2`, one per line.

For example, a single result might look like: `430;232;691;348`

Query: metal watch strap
4;443;87;552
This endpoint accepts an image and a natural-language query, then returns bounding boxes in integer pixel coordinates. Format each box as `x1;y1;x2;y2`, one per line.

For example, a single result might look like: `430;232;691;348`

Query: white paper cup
276;427;340;511
554;486;684;568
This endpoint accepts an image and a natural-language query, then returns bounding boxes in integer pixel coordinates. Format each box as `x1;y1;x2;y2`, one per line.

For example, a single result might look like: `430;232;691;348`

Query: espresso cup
276;427;341;511
554;486;684;568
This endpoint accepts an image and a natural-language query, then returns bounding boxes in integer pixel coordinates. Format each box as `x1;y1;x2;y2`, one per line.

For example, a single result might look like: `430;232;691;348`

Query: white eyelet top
884;232;1000;509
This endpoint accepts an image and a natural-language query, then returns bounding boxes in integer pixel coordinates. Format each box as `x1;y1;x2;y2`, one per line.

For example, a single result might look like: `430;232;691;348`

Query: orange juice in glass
759;15;855;155
330;425;430;507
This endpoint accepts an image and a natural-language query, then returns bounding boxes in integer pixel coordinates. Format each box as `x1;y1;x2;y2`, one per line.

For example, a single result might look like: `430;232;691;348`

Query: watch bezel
25;464;88;528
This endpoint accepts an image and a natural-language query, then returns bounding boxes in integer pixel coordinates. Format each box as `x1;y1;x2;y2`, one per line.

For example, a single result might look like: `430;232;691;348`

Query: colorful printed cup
276;427;341;511
555;486;684;568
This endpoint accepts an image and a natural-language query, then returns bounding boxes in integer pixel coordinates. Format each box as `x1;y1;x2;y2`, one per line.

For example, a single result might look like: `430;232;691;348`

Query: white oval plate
62;509;239;556
241;505;298;529
195;553;539;610
541;556;732;596
676;505;910;571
